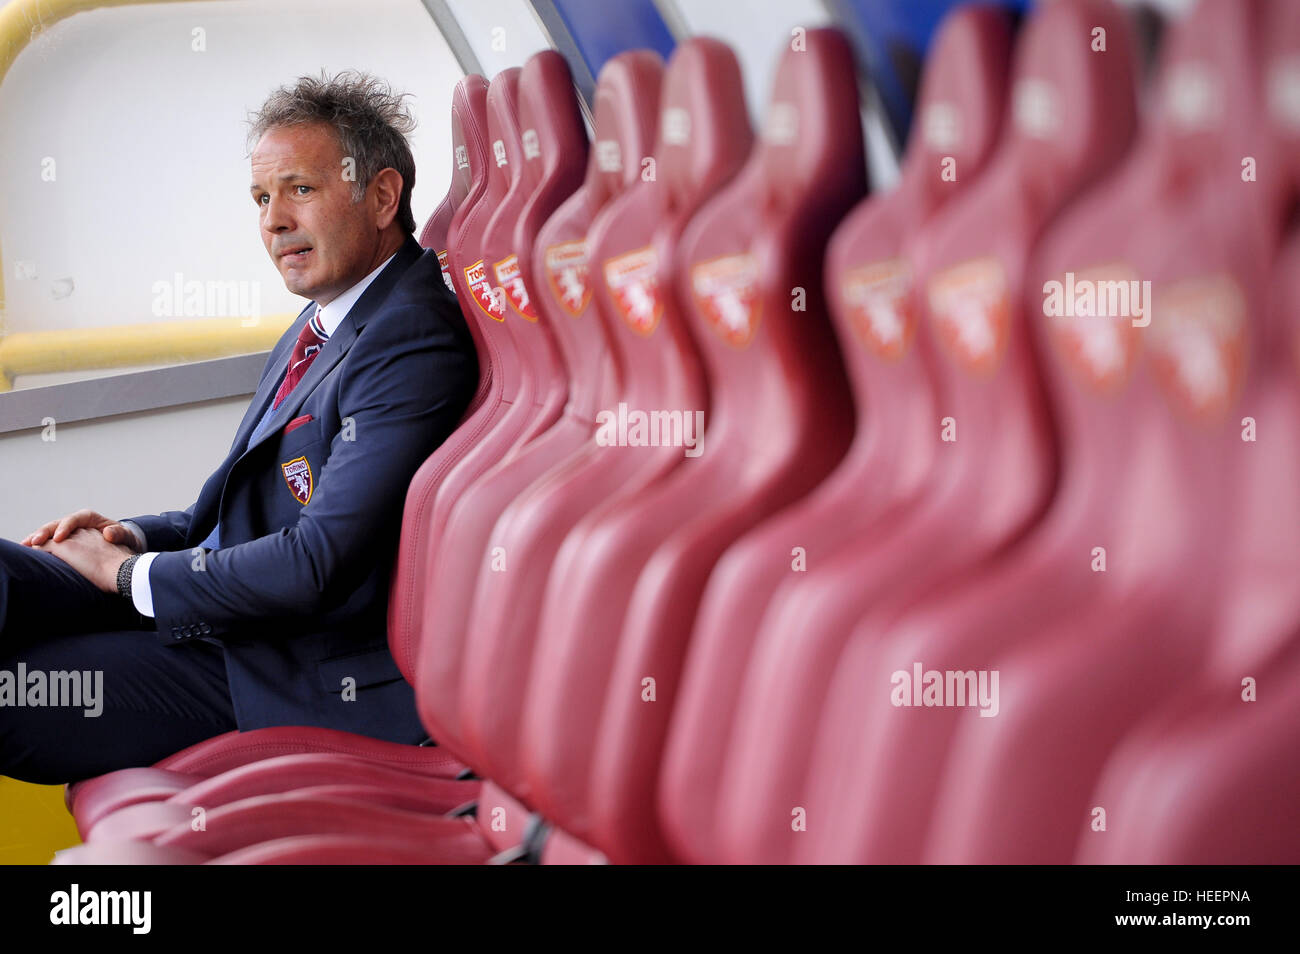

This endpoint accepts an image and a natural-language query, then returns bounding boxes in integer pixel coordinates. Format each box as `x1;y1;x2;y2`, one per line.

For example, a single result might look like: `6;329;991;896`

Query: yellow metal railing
0;315;294;389
0;0;276;393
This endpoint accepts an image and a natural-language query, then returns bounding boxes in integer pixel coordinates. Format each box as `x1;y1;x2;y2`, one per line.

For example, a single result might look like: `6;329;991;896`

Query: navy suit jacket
124;235;477;742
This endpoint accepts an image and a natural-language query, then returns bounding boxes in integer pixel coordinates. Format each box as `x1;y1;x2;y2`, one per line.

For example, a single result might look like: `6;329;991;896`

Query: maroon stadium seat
432;38;750;802
1075;224;1300;864
508;50;589;446
411;50;662;763
56;0;1297;869
521;38;766;849
917;0;1283;865
712;0;1137;865
658;2;1013;865
531;28;866;864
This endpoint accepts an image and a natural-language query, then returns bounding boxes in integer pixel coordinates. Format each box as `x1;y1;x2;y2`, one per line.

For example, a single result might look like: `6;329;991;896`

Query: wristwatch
116;554;141;599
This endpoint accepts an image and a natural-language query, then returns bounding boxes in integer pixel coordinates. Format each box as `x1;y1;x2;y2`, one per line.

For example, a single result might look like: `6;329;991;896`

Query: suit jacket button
199;623;212;635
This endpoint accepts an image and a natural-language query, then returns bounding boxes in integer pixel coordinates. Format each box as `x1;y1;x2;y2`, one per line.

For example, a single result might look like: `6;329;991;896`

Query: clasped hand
21;509;141;594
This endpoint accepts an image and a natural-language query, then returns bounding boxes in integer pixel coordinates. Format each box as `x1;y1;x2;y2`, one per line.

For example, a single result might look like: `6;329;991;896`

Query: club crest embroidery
1147;274;1247;424
465;259;507;322
282;456;313;505
927;256;1011;376
692;253;761;348
493;253;539;321
545;239;591;317
437;250;454;293
841;258;915;361
604;246;662;336
1046;263;1143;396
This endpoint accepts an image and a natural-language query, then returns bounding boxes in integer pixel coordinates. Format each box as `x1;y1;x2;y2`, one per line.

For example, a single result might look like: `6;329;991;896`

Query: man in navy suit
0;71;477;783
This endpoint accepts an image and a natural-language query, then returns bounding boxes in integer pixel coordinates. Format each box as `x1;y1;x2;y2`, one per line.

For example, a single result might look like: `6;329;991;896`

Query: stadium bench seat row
56;0;1300;864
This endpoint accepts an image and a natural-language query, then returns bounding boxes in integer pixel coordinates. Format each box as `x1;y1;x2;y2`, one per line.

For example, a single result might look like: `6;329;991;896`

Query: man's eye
257;194;268;205
295;185;312;195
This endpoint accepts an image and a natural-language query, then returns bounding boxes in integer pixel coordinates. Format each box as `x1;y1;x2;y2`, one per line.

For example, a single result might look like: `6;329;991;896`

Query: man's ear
369;168;403;230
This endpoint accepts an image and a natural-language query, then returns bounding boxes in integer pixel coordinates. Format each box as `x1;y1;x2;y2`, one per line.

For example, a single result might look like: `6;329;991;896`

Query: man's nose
262;195;294;233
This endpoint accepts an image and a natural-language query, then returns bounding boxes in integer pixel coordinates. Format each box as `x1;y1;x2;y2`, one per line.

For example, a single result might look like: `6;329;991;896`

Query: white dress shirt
123;251;398;618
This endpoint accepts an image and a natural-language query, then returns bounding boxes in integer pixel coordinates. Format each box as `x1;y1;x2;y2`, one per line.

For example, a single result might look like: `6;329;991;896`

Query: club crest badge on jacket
282;456;314;504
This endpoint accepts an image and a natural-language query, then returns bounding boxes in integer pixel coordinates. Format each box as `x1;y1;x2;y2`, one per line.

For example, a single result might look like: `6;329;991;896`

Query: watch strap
116;553;141;599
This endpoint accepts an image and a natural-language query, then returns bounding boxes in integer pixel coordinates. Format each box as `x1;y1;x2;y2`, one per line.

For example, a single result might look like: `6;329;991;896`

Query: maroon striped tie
273;306;328;410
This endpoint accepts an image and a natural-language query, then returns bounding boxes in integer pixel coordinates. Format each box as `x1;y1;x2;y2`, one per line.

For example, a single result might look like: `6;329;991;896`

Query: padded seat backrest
591;37;755;424
576;28;868;864
469;69;529;403
907;0;1286;865
534;51;665;425
444;75;496;415
511;36;755;837
456;37;754;797
658;4;1013;866
903;0;1137;544
672;30;863;456
1120;0;1279;581
411;53;666;761
509;50;590;447
387;74;491;682
703;0;1142;868
417;104;471;290
829;5;1011;412
1029;0;1274;583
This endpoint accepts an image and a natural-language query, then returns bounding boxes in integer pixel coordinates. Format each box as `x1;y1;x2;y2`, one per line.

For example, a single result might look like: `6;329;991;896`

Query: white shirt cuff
119;519;147;553
131;551;159;618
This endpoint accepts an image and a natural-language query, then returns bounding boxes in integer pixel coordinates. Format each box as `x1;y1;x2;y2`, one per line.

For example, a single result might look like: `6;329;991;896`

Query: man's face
250;123;379;306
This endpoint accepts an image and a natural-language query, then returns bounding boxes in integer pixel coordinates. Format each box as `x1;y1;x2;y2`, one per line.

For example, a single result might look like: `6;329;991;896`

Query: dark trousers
0;537;237;784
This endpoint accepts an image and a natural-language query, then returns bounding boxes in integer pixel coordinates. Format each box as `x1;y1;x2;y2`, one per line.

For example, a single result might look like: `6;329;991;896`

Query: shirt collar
314;251;398;336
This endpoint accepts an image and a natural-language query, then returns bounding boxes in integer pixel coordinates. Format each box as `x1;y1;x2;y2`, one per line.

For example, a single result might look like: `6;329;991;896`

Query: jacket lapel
239;236;424;460
241;317;356;457
228;302;314;457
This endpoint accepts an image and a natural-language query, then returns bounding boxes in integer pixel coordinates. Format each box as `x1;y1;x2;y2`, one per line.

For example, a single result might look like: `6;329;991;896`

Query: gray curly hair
246;69;418;234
